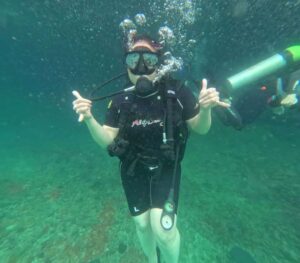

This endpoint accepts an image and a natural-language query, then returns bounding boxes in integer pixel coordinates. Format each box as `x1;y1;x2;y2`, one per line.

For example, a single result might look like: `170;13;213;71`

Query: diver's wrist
199;107;211;114
83;114;93;122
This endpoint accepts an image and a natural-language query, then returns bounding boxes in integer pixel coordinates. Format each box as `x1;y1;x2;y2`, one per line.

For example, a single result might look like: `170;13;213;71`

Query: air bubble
134;13;146;26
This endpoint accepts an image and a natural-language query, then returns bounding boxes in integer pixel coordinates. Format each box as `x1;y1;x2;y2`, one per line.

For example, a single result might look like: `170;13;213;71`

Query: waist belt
126;152;162;177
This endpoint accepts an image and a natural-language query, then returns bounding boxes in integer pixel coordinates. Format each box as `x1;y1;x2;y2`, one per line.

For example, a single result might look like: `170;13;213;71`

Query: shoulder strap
117;94;136;137
160;79;185;160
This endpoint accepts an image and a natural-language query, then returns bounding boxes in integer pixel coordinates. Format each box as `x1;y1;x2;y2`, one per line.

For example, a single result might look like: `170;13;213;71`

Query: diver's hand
198;79;230;110
72;90;92;122
281;93;298;107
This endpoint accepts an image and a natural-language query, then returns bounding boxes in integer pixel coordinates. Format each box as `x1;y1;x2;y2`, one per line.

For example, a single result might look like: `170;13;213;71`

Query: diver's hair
130;34;163;54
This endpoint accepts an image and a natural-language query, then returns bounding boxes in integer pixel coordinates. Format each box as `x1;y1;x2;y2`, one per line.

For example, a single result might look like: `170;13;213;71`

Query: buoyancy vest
107;79;189;167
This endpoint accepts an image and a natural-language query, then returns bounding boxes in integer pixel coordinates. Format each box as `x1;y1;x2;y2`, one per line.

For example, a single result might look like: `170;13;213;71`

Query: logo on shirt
131;119;163;127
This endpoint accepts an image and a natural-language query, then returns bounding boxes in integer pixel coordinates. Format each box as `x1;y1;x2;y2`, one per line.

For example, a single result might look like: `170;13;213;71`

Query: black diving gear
135;76;158;97
89;72;128;101
107;79;189;230
87;71;199;224
159;82;186;231
89;74;158;99
160;144;180;231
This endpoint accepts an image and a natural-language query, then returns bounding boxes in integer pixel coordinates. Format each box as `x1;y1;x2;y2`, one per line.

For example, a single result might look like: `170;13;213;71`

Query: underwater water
0;0;300;262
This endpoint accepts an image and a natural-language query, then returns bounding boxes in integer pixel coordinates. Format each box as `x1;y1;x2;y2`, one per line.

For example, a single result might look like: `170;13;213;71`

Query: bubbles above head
161;0;197;25
160;0;197;27
120;15;145;51
126;29;138;51
154;53;183;83
158;26;176;47
188;39;197;44
149;0;200;65
119;19;136;34
134;13;147;26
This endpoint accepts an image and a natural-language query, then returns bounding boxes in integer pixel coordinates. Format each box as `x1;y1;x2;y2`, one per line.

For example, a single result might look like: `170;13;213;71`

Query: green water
1;1;300;262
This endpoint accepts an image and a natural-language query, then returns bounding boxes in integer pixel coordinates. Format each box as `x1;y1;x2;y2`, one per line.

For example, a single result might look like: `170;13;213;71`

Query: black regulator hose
89;72;128;101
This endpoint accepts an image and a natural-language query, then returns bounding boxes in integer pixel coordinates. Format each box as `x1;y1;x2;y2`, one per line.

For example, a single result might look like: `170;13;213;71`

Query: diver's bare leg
133;210;158;263
150;208;180;263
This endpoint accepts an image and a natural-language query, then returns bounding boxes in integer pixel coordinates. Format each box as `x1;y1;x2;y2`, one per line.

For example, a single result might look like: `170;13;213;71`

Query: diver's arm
187;79;229;134
278;77;300;107
286;69;300;94
186;108;211;135
72;90;119;149
84;117;119;148
276;77;285;97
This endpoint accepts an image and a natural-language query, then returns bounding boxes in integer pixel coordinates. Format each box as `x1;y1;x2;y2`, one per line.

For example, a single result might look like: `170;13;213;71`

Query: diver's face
126;40;159;84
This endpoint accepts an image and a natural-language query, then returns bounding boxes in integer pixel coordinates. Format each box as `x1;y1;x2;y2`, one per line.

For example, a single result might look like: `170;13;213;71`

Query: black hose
89;72;127;101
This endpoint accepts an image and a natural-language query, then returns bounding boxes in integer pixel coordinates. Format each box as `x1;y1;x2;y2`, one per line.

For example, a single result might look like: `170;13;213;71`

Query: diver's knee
153;225;178;244
150;209;178;244
135;220;151;233
133;211;151;232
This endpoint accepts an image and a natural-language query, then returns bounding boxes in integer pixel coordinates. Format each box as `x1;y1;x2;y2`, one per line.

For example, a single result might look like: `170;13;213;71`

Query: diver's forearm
84;116;114;149
192;108;212;134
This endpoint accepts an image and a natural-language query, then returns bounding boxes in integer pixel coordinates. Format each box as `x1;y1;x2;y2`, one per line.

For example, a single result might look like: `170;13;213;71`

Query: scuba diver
276;69;300;110
214;70;300;130
213;45;300;130
72;35;229;263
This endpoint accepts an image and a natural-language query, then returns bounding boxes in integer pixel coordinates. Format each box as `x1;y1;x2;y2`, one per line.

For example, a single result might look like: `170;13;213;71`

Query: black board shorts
120;159;181;217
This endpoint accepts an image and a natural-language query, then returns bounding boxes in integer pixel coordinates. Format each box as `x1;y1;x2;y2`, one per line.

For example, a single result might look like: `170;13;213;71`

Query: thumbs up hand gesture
198;79;230;110
72;90;92;122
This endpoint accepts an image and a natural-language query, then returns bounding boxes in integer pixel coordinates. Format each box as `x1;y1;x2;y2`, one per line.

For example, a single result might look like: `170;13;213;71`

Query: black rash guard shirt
104;83;200;150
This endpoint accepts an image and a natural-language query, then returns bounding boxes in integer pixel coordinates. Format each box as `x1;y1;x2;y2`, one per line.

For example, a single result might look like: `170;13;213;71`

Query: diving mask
125;50;159;75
